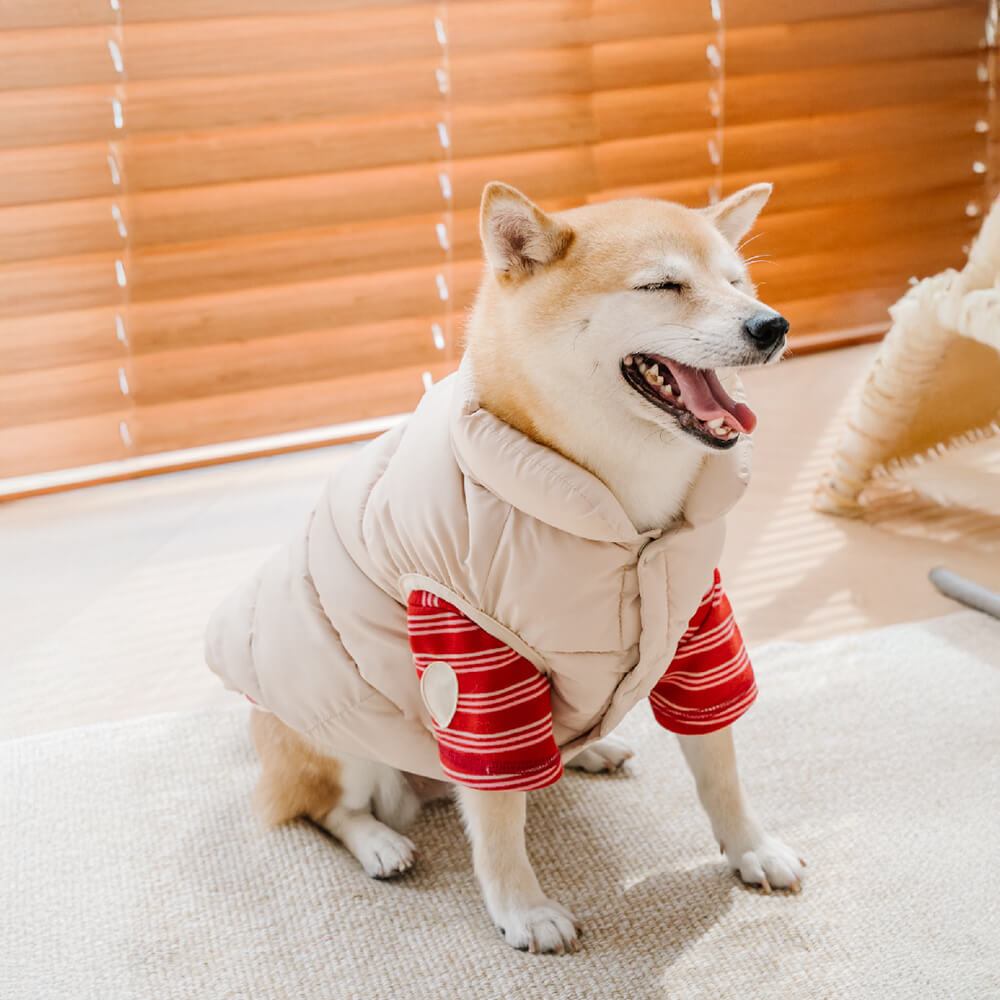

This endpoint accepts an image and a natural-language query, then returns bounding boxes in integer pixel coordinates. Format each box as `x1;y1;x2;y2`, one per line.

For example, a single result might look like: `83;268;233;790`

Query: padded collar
447;357;751;543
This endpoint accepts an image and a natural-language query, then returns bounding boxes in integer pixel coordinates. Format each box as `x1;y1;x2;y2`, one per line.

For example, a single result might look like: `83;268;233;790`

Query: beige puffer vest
205;358;752;780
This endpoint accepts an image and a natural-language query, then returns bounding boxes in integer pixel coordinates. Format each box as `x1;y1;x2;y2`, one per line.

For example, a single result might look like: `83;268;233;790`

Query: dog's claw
759;876;772;894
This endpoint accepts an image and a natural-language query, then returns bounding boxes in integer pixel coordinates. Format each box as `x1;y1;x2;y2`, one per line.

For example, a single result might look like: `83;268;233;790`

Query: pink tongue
668;361;757;434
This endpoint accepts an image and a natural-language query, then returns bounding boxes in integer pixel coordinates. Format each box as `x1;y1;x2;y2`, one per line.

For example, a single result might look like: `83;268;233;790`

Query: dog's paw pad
358;829;416;879
566;737;633;774
726;833;804;893
497;900;580;954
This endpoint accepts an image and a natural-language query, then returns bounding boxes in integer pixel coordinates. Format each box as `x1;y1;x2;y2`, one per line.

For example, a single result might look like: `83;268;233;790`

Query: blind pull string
106;5;135;451
707;0;725;207
426;1;454;392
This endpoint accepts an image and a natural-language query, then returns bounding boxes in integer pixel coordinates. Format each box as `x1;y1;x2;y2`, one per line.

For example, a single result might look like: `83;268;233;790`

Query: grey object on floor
2;612;999;1000
929;567;1000;620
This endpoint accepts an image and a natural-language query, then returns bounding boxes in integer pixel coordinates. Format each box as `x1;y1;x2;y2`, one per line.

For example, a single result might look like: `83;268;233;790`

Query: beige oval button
420;660;459;727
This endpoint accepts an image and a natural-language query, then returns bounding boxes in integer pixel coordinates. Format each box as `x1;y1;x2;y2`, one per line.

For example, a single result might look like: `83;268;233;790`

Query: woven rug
3;612;999;1000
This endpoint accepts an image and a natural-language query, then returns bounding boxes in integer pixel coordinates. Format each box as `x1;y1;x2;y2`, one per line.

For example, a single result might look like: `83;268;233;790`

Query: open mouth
621;353;758;449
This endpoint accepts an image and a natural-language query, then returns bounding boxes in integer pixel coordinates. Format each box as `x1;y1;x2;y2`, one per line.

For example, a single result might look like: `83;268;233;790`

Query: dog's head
467;182;787;453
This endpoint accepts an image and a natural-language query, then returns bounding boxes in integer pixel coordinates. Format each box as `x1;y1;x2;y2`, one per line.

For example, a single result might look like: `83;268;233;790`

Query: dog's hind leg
677;725;805;893
456;786;579;954
250;709;419;879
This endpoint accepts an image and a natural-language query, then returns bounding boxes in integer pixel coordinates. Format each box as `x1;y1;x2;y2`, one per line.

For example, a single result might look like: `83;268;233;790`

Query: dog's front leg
678;726;805;892
456;786;579;953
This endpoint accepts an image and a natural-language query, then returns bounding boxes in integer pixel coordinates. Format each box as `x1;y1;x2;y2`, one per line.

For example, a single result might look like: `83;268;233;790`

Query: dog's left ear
480;182;574;279
702;182;772;246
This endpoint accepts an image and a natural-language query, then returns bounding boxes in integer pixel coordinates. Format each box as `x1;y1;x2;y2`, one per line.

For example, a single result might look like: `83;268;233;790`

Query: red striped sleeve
407;590;563;791
649;570;757;735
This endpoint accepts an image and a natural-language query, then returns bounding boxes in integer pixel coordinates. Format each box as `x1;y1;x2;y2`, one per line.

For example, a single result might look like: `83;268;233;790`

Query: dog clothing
407;571;754;790
206;358;756;784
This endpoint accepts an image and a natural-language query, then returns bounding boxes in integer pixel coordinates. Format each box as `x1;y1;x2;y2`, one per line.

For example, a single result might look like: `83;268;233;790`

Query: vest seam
482;505;514;590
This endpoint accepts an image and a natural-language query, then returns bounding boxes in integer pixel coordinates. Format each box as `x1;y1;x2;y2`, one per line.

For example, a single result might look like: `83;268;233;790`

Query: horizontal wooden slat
0;141;119;207
0;357;126;426
129;360;456;456
778;285;913;339
0;0;423;31
722;0;971;28
0;87;120;149
756;218;976;304
0;252;125;318
0;0;116;30
0;26;124;91
2;0;959;30
0;307;123;375
0;199;127;264
742;187;981;263
0;408;132;479
121;0;417;22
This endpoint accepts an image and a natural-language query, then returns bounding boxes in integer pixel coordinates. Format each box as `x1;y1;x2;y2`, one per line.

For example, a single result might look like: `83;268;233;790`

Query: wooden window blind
0;0;991;494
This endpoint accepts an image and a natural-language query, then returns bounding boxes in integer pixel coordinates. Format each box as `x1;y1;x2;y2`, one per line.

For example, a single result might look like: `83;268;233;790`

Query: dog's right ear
480;182;574;280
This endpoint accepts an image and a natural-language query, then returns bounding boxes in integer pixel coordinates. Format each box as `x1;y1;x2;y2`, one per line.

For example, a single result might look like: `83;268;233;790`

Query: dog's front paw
723;832;805;893
356;827;416;880
566;736;633;774
494;899;580;954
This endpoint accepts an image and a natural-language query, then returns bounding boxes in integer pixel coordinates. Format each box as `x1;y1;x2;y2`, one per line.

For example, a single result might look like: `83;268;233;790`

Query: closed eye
636;280;685;293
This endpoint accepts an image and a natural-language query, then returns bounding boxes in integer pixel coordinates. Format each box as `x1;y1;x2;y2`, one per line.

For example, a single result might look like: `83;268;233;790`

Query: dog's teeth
675;393;683;405
707;418;725;429
647;364;659;378
637;360;647;374
661;384;674;397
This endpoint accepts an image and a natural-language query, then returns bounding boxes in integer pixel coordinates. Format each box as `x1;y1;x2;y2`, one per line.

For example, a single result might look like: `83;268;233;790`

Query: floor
2;343;998;741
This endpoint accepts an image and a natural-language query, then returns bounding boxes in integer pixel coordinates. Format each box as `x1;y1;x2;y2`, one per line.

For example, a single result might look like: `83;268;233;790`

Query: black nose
743;312;789;352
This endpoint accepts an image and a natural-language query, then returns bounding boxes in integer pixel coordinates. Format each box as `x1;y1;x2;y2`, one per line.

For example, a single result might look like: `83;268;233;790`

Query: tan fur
250;709;342;827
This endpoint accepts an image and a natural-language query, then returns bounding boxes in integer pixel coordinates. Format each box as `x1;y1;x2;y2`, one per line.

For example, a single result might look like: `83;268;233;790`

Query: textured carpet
3;612;999;1000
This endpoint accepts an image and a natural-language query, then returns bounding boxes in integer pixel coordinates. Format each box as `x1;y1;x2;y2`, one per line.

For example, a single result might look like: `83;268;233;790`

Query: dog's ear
702;183;772;246
480;182;574;279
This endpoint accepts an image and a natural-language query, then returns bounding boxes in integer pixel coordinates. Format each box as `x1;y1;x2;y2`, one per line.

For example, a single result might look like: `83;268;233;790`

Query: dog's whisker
736;232;766;254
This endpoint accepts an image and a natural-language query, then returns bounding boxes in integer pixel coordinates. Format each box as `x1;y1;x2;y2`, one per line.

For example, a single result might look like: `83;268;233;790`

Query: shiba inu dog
213;181;804;956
